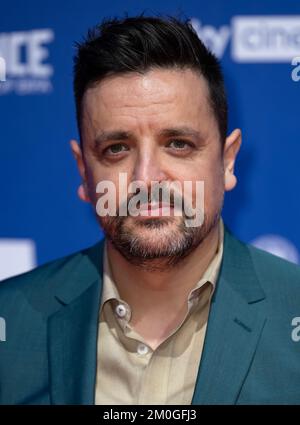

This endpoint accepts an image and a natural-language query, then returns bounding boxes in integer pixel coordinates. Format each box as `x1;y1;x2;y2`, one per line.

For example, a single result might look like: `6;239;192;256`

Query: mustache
117;187;185;215
96;178;203;224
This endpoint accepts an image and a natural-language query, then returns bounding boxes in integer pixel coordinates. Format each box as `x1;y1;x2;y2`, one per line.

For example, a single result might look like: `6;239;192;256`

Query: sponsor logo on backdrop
191;15;300;62
0;239;36;280
0;56;6;81
0;29;54;95
251;234;300;264
232;16;300;62
189;18;230;59
0;17;298;96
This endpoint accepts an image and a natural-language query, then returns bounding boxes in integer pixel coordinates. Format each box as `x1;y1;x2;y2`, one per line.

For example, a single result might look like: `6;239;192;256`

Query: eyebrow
94;126;203;146
94;130;131;146
158;127;202;140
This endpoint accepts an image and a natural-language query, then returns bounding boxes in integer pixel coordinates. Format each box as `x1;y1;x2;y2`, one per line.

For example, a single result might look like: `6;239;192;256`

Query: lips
139;202;173;211
133;202;176;218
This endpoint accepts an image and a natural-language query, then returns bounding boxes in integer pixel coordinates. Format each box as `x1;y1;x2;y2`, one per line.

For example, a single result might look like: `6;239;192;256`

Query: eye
167;139;193;150
104;143;129;155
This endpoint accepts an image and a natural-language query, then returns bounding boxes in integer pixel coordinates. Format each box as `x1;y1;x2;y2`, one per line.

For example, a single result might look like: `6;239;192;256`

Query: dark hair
73;14;228;145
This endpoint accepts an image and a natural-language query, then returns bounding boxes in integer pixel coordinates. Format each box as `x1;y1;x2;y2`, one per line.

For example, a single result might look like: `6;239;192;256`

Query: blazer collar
54;240;105;306
48;239;105;405
191;227;267;404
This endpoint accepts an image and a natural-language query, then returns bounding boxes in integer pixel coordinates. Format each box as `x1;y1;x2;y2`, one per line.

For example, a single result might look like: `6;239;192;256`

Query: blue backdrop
1;0;300;279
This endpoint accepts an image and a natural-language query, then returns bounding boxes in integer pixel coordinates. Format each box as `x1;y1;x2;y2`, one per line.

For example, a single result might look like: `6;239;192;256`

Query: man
1;15;300;405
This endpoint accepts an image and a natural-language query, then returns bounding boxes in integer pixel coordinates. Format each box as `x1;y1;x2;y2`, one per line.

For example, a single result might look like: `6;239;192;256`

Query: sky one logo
189;18;230;59
0;317;6;342
191;15;300;62
0;29;54;95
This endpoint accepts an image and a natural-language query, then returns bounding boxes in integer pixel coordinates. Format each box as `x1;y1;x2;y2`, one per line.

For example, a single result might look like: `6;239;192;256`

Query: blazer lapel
192;228;267;405
47;240;105;405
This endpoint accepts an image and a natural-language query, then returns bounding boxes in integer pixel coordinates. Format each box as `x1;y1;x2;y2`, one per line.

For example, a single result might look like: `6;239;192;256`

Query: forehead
81;68;212;131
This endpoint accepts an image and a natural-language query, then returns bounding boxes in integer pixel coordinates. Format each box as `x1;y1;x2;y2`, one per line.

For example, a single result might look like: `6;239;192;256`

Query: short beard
99;207;222;272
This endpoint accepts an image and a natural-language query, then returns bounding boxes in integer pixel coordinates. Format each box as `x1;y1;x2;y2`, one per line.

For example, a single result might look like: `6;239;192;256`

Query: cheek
86;170;134;212
84;153;134;189
188;165;224;211
84;166;119;206
203;170;225;213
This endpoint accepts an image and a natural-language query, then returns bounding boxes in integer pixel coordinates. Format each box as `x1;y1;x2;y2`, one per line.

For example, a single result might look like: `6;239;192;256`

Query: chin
130;225;188;250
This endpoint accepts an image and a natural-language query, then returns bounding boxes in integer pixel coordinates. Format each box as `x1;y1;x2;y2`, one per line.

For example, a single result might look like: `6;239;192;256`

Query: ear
223;129;242;192
70;139;91;203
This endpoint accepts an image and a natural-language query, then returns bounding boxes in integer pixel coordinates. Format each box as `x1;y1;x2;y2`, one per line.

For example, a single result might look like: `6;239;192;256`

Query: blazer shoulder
245;240;300;299
0;240;104;299
247;242;300;276
224;228;300;314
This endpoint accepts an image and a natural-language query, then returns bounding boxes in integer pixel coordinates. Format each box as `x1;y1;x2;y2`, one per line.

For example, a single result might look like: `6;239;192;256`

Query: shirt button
115;304;127;318
137;343;149;355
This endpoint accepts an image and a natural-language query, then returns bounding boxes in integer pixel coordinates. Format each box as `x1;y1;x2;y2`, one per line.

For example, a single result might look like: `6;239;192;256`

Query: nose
132;147;167;187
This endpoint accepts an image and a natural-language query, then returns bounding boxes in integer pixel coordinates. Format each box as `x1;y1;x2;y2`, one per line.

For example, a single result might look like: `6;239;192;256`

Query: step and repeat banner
0;0;300;279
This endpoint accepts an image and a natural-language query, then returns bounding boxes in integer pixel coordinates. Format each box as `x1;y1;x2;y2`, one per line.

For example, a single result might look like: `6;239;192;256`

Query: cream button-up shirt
95;219;224;405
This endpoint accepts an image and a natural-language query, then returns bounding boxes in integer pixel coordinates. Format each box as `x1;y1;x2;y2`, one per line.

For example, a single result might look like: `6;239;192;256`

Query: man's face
72;68;240;268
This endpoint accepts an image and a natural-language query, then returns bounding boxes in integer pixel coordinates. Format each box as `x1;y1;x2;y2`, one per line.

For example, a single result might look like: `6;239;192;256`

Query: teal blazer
1;227;300;405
